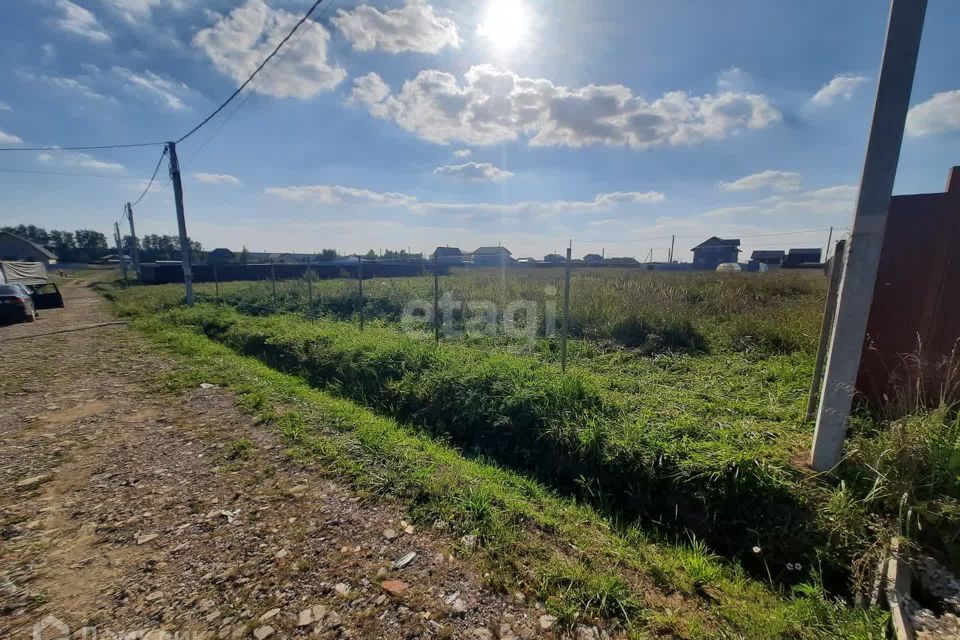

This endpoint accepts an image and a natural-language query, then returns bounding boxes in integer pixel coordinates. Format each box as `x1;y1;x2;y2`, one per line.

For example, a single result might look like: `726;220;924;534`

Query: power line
0;141;164;152
0;168;151;179
1;1;328;153
186;0;339;162
176;0;328;145
131;147;168;206
574;228;839;245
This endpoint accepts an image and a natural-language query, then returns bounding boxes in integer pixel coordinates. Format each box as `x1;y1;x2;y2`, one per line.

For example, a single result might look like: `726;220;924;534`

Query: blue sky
1;0;959;260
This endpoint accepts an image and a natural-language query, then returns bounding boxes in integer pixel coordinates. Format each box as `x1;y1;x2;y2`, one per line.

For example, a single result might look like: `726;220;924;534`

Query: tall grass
140;268;826;355
101;269;960;594
158;304;838;581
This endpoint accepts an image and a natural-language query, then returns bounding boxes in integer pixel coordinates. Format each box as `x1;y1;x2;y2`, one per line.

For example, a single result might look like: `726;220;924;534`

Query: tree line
3;224;203;263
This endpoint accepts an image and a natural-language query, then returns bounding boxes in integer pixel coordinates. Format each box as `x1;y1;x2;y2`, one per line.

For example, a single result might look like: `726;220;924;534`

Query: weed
226;437;255;460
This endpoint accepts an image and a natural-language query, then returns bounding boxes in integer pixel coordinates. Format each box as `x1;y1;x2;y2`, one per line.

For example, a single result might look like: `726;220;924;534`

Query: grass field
104;268;960;638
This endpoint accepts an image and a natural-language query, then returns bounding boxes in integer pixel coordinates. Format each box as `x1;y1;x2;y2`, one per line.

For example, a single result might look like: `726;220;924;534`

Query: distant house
784;248;822;268
750;250;785;266
472;246;512;267
606;256;640;266
691;237;740;270
207;248;236;264
543;253;566;264
0;231;58;264
431;246;464;265
583;253;604;265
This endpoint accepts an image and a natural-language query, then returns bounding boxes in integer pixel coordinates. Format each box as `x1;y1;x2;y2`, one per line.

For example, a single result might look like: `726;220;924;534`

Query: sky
1;0;959;261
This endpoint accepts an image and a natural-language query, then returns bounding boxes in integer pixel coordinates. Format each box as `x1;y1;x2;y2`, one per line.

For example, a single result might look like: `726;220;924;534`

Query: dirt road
0;282;554;639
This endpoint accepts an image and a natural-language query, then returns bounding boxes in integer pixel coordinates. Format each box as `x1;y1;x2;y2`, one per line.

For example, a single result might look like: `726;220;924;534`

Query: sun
478;0;531;52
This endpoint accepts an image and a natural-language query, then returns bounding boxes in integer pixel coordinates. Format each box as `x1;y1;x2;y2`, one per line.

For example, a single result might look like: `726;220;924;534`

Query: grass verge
124;308;888;639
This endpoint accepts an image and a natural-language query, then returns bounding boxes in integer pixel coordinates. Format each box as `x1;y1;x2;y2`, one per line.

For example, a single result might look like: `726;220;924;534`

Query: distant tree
316;249;338;262
364;249;377;259
240;246;249;265
75;229;108;251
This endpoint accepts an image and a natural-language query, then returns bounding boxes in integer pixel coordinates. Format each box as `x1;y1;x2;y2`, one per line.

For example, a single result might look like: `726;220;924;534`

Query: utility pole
357;255;365;330
113;221;128;282
167;141;194;306
125;202;141;283
669;235;676;263
560;245;572;372
810;0;927;472
824;226;834;262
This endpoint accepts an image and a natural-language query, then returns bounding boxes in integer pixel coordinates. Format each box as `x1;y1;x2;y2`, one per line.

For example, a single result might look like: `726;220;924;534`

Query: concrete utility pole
560;245;572;371
167;141;194;306
810;0;927;472
125;202;141;283
669;235;676;264
824;226;834;262
113;221;128;281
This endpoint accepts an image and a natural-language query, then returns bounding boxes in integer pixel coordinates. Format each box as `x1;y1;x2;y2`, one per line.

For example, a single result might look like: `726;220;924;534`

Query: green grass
121;305;888;639
101;269;960;636
147;304;826;576
114;268;826;355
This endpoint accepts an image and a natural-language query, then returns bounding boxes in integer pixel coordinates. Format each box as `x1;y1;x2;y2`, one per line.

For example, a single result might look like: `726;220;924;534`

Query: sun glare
478;0;530;52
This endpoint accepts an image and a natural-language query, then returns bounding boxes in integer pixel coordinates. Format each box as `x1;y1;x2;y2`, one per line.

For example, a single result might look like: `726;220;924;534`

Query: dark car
0;284;37;323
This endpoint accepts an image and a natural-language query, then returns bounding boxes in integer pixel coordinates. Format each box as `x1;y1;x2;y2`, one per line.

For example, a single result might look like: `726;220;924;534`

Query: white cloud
194;172;241;185
0;102;10;112
351;64;781;148
717;67;752;92
264;185;418;207
704;185;856;219
333;0;459;54
193;0;346;99
38;150;125;173
114;67;189;111
265;183;665;219
453;148;472;158
905;90;960;137
762;185;856;216
719;170;801;192
102;0;192;21
416;190;665;220
41;43;57;64
434;162;513;181
53;0;111;43
0;130;24;145
415;190;665;218
809;73;870;107
16;69;112;101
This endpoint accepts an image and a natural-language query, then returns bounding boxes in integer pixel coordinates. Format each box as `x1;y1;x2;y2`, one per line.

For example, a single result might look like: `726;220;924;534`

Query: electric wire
186;0;339;163
130;147;168;207
0;168;152;179
0;141;165;152
175;0;327;145
1;1;328;153
573;227;840;245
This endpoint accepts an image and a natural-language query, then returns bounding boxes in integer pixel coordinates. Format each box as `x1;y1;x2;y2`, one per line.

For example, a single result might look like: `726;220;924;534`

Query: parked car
0;284;37;323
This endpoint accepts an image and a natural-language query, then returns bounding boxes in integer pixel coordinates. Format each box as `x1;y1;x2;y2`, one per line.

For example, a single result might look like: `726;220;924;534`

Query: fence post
306;262;313;313
270;262;277;310
433;265;440;342
806;239;847;422
213;264;220;305
811;0;927;471
357;255;365;330
561;247;572;372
